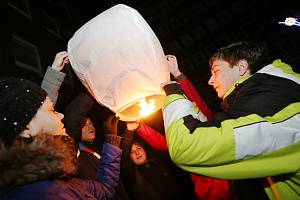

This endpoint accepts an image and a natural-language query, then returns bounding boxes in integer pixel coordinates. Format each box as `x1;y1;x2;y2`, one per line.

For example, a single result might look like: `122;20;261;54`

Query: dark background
2;0;300;130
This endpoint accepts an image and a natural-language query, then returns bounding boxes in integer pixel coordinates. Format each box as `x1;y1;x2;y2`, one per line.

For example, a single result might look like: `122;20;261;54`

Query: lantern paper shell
68;4;170;121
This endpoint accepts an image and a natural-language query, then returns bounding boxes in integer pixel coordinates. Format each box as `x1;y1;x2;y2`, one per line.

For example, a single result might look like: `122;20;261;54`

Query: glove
103;115;121;147
161;81;184;96
103;115;119;135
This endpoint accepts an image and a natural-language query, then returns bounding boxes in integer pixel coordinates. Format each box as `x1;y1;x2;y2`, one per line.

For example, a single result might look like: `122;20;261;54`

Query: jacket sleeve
119;129;141;196
41;67;66;105
176;74;214;120
162;82;236;176
120;129;139;178
88;143;122;199
136;123;168;151
136;75;213;152
162;91;235;166
120;129;135;157
162;82;300;180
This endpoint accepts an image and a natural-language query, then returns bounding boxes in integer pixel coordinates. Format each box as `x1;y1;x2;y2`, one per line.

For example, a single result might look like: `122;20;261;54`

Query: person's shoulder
3;180;60;199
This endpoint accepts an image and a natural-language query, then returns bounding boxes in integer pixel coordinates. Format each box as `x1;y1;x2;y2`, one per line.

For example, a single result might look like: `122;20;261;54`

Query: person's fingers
55;52;68;60
166;55;172;61
166;56;176;62
57;51;68;55
107;115;114;123
63;58;69;64
112;116;119;125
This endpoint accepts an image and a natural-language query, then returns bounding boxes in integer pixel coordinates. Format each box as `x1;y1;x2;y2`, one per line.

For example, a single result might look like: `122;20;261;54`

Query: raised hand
51;51;69;71
126;121;140;131
103;115;119;135
165;54;181;78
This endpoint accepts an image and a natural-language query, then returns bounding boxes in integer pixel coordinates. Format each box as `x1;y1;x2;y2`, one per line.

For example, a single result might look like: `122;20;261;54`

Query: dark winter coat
0;134;121;200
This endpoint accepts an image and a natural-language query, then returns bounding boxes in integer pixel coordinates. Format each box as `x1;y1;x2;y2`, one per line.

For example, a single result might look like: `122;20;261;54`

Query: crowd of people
0;40;299;200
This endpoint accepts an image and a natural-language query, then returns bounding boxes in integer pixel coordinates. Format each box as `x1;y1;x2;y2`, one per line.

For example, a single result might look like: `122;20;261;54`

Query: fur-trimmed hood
0;134;77;193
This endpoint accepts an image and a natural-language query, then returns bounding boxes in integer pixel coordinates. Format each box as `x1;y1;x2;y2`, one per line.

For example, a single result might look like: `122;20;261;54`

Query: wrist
51;66;61;71
172;71;182;78
104;134;122;147
174;73;185;81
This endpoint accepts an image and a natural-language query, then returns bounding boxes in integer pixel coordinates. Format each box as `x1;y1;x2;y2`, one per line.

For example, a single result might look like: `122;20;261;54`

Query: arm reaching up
165;55;214;120
88;114;122;199
51;51;69;71
41;51;69;105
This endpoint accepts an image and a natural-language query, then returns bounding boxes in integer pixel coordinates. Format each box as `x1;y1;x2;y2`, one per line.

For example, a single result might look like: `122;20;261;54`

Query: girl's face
81;118;96;142
130;143;148;165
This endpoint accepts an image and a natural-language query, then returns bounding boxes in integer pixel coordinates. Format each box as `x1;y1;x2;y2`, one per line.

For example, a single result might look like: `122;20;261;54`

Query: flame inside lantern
139;98;155;117
116;94;165;121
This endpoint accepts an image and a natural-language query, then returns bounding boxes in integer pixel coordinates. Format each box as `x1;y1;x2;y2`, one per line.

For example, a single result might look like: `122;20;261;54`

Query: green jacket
162;60;300;199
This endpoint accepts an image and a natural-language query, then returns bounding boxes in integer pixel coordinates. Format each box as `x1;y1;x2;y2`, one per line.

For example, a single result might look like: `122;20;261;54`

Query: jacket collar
223;75;252;99
0;134;77;192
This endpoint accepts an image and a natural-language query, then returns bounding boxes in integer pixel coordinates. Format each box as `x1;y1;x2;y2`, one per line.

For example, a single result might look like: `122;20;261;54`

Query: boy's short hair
209;41;271;74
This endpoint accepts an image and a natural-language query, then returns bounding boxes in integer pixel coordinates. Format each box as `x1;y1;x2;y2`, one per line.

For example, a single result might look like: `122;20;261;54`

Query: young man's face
81;118;96;142
130;143;148;166
208;59;241;98
22;96;67;137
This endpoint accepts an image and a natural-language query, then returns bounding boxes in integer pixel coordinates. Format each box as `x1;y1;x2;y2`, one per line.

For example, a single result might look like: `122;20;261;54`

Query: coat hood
0;134;77;193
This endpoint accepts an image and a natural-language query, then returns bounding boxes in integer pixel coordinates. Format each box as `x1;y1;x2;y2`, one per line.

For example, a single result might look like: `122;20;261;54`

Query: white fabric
163;98;206;132
234;113;300;160
258;64;300;84
68;4;169;120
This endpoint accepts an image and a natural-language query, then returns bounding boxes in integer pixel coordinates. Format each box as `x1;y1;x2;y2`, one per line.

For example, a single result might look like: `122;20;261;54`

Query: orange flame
138;98;155;117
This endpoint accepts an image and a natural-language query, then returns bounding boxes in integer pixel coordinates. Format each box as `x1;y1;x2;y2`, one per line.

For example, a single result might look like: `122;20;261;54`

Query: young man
0;77;122;199
161;41;300;199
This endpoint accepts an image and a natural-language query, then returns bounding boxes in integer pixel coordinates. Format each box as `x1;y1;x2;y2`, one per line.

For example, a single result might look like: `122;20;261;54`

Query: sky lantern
68;4;170;121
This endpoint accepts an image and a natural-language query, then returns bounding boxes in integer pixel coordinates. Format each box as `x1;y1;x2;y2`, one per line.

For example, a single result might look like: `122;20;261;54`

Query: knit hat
0;77;47;146
63;92;94;143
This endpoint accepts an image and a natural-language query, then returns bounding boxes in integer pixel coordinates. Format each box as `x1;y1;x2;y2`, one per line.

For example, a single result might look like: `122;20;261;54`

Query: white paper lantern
68;4;170;121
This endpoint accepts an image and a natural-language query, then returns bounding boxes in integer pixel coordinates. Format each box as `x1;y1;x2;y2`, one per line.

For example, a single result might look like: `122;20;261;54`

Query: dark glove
162;81;184;95
103;115;121;147
103;115;119;135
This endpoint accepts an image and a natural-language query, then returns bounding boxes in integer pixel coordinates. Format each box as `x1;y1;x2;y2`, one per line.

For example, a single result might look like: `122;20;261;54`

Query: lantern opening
116;94;165;121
